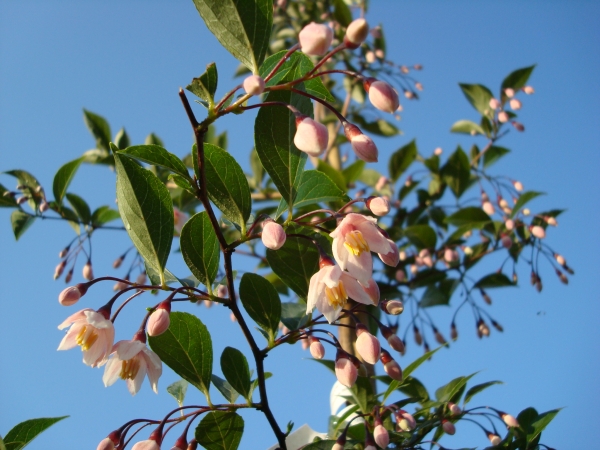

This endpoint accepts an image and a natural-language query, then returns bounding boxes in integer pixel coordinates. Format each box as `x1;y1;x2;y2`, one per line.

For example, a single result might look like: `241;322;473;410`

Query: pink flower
396;410;416;431
442;420;456;435
131;439;160;450
330;213;392;284
355;323;380;364
343;123;378;162
173;208;189;235
102;336;162;395
364;79;400;113
299;22;333;56
373;422;389;448
293;116;329;156
58;283;88;306
334;350;358;387
147;302;171;337
344;18;369;48
510;98;522;110
498;111;509;123
489;98;501;110
58;309;115;367
261;220;287;250
366;196;390;216
306;262;377;323
501;412;519;428
243;74;265;96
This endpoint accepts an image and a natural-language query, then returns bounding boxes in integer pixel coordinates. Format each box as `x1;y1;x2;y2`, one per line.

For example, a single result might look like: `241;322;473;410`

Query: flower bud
136;272;147;285
54;260;66;280
335;350;358;387
444;248;458;263
434;146;443;156
501;235;512;249
511;121;525;132
522;208;530;216
500;412;519;427
82;261;94;281
64;269;73;284
344;18;369;48
39;200;49;212
373;423;389;448
530;225;546;239
187;439;198;450
112;255;124;269
366;196;390;216
395;270;406;282
243;74;265;96
131;439;160;450
382;327;405;353
523;85;535;94
364;78;400;113
554;253;566;266
482;201;495;216
148;302;171;337
478;319;490;337
505;219;515;231
230;312;237;322
480;289;492;305
396;410;416;431
509;98;522;110
433;328;447;345
59;283;88;306
301;338;309;350
355;323;380;364
489;98;501;110
491;319;504;332
308;336;325;359
375;49;385;59
365;50;376;64
546;216;557;226
16;196;29;205
415;82;423;91
488;432;502;446
97;437;116;450
262;220;286;250
344;123;378;162
294;116;329;156
299;22;333;56
382;299;404;315
442;420;456;435
498;111;509;123
380;349;402;381
504;88;515;98
375;176;388;191
450;322;458;341
448;402;462;416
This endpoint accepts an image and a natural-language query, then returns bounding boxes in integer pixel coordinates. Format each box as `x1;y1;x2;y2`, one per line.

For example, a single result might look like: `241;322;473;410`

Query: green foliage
180;212;220;291
52;157;84;205
187;62;219;106
220;347;252;401
459;83;494;116
239;273;282;344
3;417;68;450
389;140;417;182
195;411;244;450
10;210;34;240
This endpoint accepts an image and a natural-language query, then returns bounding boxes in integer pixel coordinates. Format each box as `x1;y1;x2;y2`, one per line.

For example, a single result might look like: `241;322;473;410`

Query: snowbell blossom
299;22;333;56
364;79;400;113
293;116;328;156
343;122;378;162
261;220;287;250
58;308;115;367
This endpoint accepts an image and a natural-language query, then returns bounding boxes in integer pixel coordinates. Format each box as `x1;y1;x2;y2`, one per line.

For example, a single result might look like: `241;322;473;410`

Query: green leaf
382;347;441;403
280;302;309;331
195;411;244;450
91;205;121;227
342;160;365;184
450;120;485;135
445;207;492;227
248;372;272;399
482;146;510;168
180;212;220;290
353;116;400;137
255;90;312;209
420;285;450;307
464;380;502;404
0;183;17;208
332;0;352;26
52;157;84;205
166;379;189;407
239;273;281;343
114;151;173;285
316;160;347;192
403;224;437;250
83;109;111;151
114;127;130;150
389;140;417;182
148;312;213;398
3;417;68;450
459;83;494;116
4;170;40;190
350;376;373;414
0;435;5;450
441;146;471;198
186;62;218;105
65;193;91;224
204;143;252;230
398;376;430;402
145;133;164;147
501;65;536;92
211;374;240;404
119;145;191;180
192;0;272;72
527;408;560;443
220;347;252;400
435;373;477;404
10;211;34;241
266;236;319;298
510;191;545;218
474;273;515;289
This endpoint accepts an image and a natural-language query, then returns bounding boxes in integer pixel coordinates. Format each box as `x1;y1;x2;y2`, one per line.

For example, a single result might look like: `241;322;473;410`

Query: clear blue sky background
1;1;599;449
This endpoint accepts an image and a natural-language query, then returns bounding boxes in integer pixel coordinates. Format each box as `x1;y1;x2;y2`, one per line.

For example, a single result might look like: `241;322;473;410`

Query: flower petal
102;357;122;387
358;223;391;254
127;356;147;396
344;251;373;285
342;273;375;305
116;340;145;360
84;310;113;329
57;309;90;330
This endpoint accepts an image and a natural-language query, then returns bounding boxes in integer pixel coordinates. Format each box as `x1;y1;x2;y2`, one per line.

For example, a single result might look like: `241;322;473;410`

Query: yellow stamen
343;230;370;256
76;325;99;352
325;281;349;309
119;358;141;380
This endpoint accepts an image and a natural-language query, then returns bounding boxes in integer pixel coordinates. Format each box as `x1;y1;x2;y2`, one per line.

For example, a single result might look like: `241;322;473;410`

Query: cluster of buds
488;85;532;131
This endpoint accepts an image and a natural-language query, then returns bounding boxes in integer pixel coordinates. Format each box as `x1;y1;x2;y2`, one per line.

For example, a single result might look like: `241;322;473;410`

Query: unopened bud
82;261;94;281
299;22;333;56
396;410;416;431
64;269;73;284
498;111;509;123
364;78;400;113
413;325;423;345
147;302;171;336
500;412;519;428
344;18;369;48
344;122;378;162
482;201;495;216
380;349;402;381
481;289;492;305
59;284;87;306
442;420;456;435
59;246;70;258
463;246;473;256
444;248;458;263
448;402;461;416
230;312;237;322
433;328;447;345
112;255;124;269
16;196;29;205
395;270;406;283
404;90;415;99
136;272;147;285
308;336;325;359
335;350;358;387
511;121;525;132
491;319;504;332
373;423;389;448
365;50;376;64
262;220;287;250
450;322;458;341
554;253;566;266
488;432;502;446
39;201;49;212
243;74;265;96
530;225;546;239
97;437;116;450
556;269;568;285
478;319;490;337
504;88;515;98
505;219;515;231
546;216;557;226
375;49;385;59
301;338;309;350
383;299;404;315
366;196;390;216
54;260;66;280
294;115;329;156
523;85;535;94
501;235;512;249
509;98;522;110
434;146;443;156
489;98;501;110
355;323;381;364
131;439;160;450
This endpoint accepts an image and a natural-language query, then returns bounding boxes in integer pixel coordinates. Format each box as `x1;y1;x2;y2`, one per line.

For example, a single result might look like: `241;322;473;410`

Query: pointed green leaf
239;273;281;342
501;65;536;92
389;140;417;182
441;146;471;198
186;62;218;104
420;285;449;307
332;0;352;26
510;191;545;218
10;211;34;241
91;205;121;227
119;145;191;181
474;273;515;289
464;381;502;404
114;127;130;150
0;183;17;208
4;170;40;190
195;411;244;450
450;120;485;135
528;408;561;443
192;0;272;72
445;207;492;227
211;374;240;404
482;146;510;168
203;143;251;230
114;151;173;284
148;312;213;399
459;83;494;116
3;416;68;450
166;379;189;406
266;236;319;298
435;373;477;403
83;109;111;151
52;157;84;205
65;193;91;224
342;160;365;184
220;347;252;400
403;224;437;250
255;90;312;209
145;133;164;147
180;212;220;290
280;302;309;331
398;376;430;402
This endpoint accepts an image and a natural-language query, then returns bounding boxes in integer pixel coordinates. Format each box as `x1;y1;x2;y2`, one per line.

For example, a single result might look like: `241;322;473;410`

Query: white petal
102;357;122;387
128;356;147;396
116;340;145;360
359;223;391;254
84;310;113;329
57;309;90;330
345;251;373;285
57;326;81;351
342;273;374;305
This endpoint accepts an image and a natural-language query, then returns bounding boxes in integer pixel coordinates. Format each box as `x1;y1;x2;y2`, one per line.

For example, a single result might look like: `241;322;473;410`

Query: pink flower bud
82;261;94;281
331;444;344;450
366;196;390;216
147;302;171;337
375;176;388;191
482;201;495;216
498;111;509;123
131;439;160;450
395;270;406;282
136;272;147;285
511;121;525;132
501;235;512;248
344;123;378;162
415;82;423;91
40;201;49;212
364;79;400;113
58;284;87;306
373;424;389;448
434;328;447;345
383;299;404;315
301;338;309;350
509;98;522;110
500;412;519;428
97;437;116;450
504;88;515;98
262;220;286;250
434;147;443;156
505;219;515;230
442;420;456;435
546;216;557;226
530;225;546;239
489;98;501;110
308;336;325;359
413;326;423;345
54;260;66;280
444;248;458;263
112;255;124;268
448;402;462;415
294;116;329;156
488;432;502;446
523;208;530;216
344;18;369;48
396;410;416;431
387;333;405;353
216;284;228;299
375;49;385;59
380;349;402;380
355;324;380;364
335;353;358;387
365;51;376;64
243;75;265;96
400;65;409;74
230;312;237;322
299;22;333;56
555;253;566;266
523;85;535;94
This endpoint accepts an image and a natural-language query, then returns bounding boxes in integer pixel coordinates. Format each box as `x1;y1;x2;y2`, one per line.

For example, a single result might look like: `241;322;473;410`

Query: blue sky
1;1;599;449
